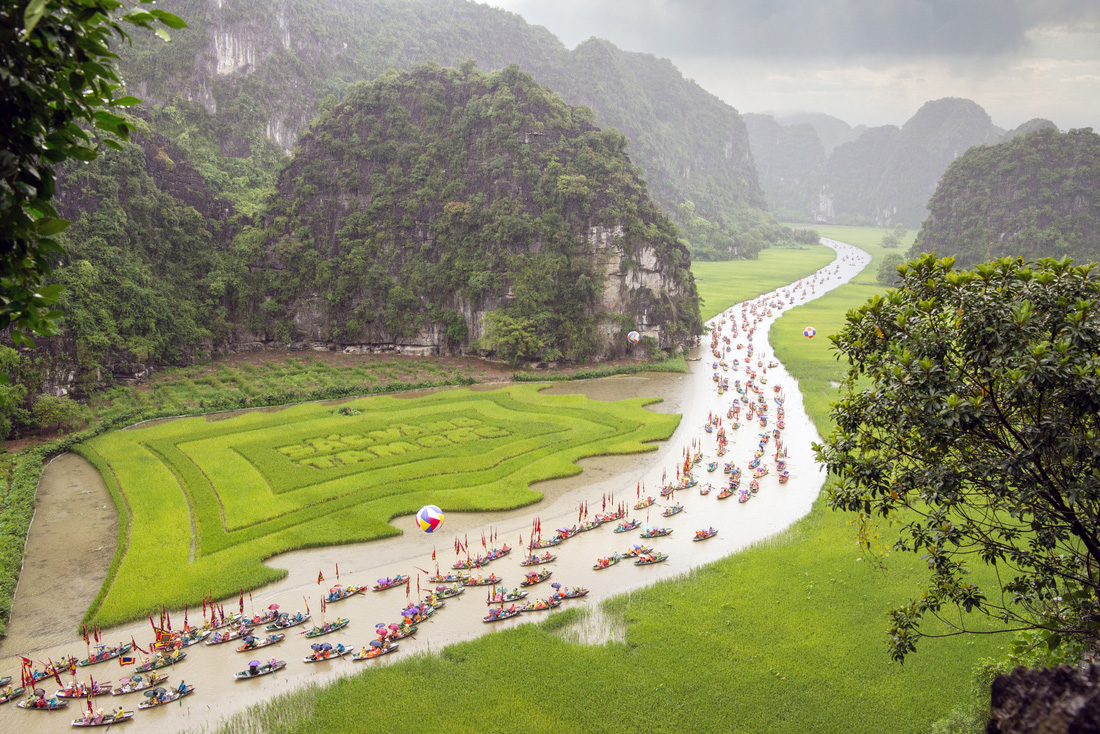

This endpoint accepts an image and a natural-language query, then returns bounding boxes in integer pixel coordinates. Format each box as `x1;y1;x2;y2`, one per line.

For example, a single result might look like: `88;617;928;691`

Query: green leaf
35;218;71;236
111;96;142;107
22;0;48;35
150;10;188;28
155;26;171;42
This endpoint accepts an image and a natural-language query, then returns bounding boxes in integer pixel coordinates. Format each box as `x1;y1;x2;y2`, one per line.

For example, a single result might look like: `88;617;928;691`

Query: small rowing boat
693;528;718;541
303;644;350;662
55;680;112;698
0;687;25;704
205;626;255;645
71;710;134;727
640;527;672;538
488;588;527;604
613;520;640;533
327;583;368;600
428;572;469;584
593;553;621;570
519;569;551;587
661;504;684;517
634;497;655;510
519;553;556;566
110;673;168;696
352;643;399;660
78;643;133;667
519;598;561;613
236;633;285;652
371;576;408;592
137;685;195;709
555;587;589;600
303;618;350;638
133;652;185;673
266;612;311;631
483;607;522;623
634;553;669;566
235;660;285;680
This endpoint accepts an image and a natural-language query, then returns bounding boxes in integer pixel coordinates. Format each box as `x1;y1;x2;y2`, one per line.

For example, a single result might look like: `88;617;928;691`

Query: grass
210;229;1005;733
693;244;837;321
81;384;679;627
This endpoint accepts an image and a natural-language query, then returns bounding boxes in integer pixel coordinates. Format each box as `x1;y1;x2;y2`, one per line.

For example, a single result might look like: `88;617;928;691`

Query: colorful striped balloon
416;505;444;533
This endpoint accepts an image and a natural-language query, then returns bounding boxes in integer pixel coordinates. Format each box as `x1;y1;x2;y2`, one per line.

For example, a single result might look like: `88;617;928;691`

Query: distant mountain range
746;98;1059;227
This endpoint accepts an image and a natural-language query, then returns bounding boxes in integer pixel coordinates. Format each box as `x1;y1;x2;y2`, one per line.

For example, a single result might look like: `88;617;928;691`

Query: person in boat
177;680;187;694
114;706;125;720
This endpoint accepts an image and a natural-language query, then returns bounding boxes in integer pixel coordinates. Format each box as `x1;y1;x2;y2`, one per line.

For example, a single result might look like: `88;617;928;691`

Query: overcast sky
487;0;1100;131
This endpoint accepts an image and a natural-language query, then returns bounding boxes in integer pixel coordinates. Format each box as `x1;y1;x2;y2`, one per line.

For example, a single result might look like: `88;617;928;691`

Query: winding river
0;239;869;733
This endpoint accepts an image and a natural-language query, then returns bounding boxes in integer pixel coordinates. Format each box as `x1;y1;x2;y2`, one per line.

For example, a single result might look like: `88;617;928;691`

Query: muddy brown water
0;240;869;733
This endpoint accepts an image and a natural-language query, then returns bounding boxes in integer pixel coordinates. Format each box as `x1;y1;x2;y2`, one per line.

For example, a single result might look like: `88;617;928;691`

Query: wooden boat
265;612;311;631
482;607;522;623
593;554;621;570
640;527;672;538
554;526;579;540
326;583;368;600
556;587;589;600
753;467;769;478
693;528;718;541
634;497;656;510
487;589;527;604
453;557;490;570
661;505;684;517
303;618;350;638
399;606;435;624
110;673;168;696
235;633;285;652
303;645;351;663
519;598;561;613
699;483;712;496
0;686;25;704
387;624;418;641
706;462;717;472
210;612;244;630
750;479;760;494
78;643;133;667
613;520;640;533
738;490;750;503
576;520;603;533
174;629;211;648
30;658;77;682
137;684;195;709
520;553;556;566
234;660;285;680
133;652;186;673
205;626;255;645
519;569;551;587
778;470;790;484
461;574;501;587
621;545;653;557
71;710;134;727
716;488;734;500
18;697;69;710
634;553;669;566
428;572;469;584
431;585;465;599
370;576;408;592
56;680;112;698
659;485;675;498
485;545;512;560
351;643;399;661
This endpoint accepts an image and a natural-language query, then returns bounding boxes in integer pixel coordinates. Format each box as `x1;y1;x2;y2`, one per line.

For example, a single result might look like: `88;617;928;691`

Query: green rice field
693;244;836;321
79;384;679;627
212;229;1006;733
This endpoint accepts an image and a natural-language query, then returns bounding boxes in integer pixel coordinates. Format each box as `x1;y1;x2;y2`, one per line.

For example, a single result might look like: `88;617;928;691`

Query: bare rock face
987;664;1100;734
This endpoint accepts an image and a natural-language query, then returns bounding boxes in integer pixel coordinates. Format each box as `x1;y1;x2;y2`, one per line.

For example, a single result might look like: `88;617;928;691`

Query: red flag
417;576;421;595
432;547;436;561
405;578;411;599
335;563;340;581
303;596;311;617
81;623;89;646
94;624;100;644
239;589;244;616
183;606;189;632
317;570;324;585
414;566;430;575
166;608;172;631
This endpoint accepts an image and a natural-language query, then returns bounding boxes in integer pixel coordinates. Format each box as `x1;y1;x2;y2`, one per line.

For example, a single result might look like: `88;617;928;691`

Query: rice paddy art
78;384;678;626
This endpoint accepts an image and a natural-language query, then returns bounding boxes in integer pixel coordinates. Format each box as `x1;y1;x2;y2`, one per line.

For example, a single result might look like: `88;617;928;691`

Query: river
0;239;869;733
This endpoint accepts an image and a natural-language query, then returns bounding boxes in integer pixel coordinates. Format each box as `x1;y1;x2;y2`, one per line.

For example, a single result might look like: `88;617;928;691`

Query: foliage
0;0;184;346
879;223;908;248
818;253;1100;662
481;313;545;367
511;354;686;382
876;253;905;285
912;127;1100;267
691;244;835;321
82;384;678;626
31;393;83;432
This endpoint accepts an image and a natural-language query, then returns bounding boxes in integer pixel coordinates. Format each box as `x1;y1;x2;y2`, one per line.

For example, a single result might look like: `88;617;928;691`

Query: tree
32;393;84;433
817;254;1100;662
481;312;545;367
0;0;184;347
880;223;908;249
876;253;905;285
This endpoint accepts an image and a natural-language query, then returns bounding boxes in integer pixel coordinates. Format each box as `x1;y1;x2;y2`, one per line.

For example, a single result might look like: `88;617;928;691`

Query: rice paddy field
78;384;679;627
693;244;837;321
209;229;1007;734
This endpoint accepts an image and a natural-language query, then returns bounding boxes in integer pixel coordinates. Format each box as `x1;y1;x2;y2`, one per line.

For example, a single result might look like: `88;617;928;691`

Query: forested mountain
251;63;701;361
774;112;866;155
108;0;783;258
747;98;1007;226
911;127;1100;266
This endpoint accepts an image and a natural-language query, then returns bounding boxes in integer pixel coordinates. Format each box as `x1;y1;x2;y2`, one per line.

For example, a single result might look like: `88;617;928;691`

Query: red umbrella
268;604;279;610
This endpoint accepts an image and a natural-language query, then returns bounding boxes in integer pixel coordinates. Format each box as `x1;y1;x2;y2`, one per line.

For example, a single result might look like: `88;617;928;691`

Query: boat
303;618;350;638
634;553;669;566
461;574;501;587
622;545;653;557
753;467;769;478
750;479;760;494
716;487;734;499
387;624;418;641
173;629;211;648
351;643;400;660
78;643;133;667
519;569;551;587
659;485;675;498
326;583;368;601
137;684;195;709
527;536;563;550
110;673;168;696
70;710;134;727
519;553;556;566
56;680;112;698
133;652;186;673
205;626;255;645
640;527;672;538
18;696;69;710
738;490;750;503
453;557;490;570
613;519;640;533
427;572;469;584
554;526;579;540
706;462;717;472
235;633;285;652
234;660;286;680
519;598;561;613
210;612;244;630
778;470;790;484
576;520;604;533
482;607;522;623
265;612;311;631
1;686;25;703
593;554;621;570
398;605;435;624
488;588;527;604
699;483;712;496
485;545;512;560
430;585;465;600
370;576;408;592
303;644;351;663
634;497;655;510
555;587;590;600
693;528;718;541
661;504;684;517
